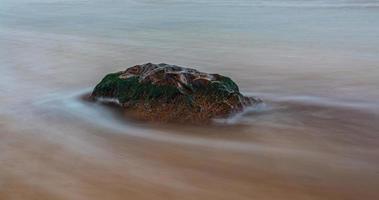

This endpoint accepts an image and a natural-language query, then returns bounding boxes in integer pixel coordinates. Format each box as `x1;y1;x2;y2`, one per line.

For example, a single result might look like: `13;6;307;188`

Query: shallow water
1;0;379;199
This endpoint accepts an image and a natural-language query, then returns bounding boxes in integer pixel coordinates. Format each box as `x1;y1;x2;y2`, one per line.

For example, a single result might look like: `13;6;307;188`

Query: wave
31;89;320;156
244;92;379;112
31;88;378;157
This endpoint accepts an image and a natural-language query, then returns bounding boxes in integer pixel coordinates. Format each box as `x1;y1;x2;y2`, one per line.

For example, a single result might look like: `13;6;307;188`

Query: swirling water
1;0;379;199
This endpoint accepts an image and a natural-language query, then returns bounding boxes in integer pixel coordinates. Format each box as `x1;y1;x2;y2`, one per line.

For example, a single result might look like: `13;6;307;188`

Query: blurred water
2;0;379;99
1;0;379;199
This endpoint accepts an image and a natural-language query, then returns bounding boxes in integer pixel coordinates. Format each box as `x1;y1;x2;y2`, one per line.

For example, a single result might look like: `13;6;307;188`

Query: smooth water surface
1;0;379;199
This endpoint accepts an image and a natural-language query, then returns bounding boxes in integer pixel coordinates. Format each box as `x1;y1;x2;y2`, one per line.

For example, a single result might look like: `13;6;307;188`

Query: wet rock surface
91;63;261;123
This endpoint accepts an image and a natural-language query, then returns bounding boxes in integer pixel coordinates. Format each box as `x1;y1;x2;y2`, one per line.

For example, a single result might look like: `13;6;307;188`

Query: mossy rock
91;63;261;123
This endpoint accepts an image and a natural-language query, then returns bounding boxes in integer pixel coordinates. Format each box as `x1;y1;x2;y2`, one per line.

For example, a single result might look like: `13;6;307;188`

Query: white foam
96;97;121;105
213;102;267;125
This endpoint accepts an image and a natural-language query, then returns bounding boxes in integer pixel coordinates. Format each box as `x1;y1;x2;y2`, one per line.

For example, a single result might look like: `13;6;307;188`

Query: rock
91;63;261;123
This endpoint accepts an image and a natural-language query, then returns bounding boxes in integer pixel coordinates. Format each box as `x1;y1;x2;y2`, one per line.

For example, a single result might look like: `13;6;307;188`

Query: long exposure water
1;0;379;199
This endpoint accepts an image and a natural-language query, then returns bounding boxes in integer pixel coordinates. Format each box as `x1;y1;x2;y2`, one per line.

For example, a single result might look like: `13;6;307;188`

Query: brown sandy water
0;29;378;200
1;1;379;199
